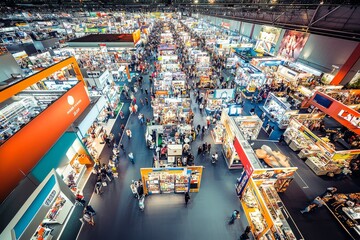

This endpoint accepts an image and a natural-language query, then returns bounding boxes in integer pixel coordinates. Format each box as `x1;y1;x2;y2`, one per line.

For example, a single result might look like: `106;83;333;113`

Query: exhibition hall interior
0;0;360;239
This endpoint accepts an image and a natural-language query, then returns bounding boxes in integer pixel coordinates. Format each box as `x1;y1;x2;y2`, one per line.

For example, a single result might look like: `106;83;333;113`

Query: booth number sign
44;190;57;206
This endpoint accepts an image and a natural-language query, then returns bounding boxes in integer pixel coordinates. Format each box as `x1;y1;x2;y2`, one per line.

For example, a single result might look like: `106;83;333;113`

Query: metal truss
175;1;360;41
2;0;360;40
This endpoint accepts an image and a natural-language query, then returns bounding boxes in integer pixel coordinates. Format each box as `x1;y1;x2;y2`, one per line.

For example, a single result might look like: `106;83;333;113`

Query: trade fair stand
217;109;263;169
233;135;300;239
323;192;360;240
205;88;235;116
261;92;300;129
140;166;203;194
284;118;360;177
152;98;191;125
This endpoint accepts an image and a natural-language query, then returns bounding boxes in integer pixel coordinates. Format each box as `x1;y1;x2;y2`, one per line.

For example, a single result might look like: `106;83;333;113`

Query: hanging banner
277;30;310;61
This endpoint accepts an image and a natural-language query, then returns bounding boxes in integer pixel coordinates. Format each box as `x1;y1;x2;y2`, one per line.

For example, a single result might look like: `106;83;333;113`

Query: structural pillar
331;43;360;85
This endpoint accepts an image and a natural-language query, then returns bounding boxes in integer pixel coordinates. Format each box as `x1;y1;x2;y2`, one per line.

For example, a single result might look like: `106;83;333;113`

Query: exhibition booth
235;63;266;92
219;110;263;169
0;171;76;240
152;98;191;125
239;177;300;240
140;166;203;194
261;92;299;128
145;124;192;150
205;89;235;116
284;118;360;176
324;192;360;239
230;117;299;239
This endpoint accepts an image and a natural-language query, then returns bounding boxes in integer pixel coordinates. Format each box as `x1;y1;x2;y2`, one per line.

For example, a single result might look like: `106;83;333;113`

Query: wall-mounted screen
314;94;333;108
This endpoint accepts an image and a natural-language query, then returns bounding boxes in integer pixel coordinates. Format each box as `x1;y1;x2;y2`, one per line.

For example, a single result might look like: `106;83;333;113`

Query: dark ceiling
1;0;360;41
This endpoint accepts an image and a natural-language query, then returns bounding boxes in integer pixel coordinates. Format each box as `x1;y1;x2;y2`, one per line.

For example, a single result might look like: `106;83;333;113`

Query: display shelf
43;193;72;224
305;156;328;176
260;185;296;240
325;193;360;239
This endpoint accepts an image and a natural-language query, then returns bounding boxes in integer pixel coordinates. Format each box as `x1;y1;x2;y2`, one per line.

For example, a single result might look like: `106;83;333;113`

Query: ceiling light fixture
320;1;324;4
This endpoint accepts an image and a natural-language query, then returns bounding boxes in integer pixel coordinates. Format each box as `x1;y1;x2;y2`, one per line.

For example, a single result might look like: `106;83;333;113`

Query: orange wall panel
0;82;90;202
309;91;360;135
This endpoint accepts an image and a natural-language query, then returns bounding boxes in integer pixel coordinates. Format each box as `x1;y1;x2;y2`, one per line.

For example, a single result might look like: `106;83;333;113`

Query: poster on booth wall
277;30;310;61
236;170;249;197
132;29;141;45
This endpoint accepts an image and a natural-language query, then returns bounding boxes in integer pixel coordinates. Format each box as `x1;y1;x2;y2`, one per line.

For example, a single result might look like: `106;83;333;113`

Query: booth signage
309;91;360;135
0;82;90;201
234;138;253;176
236;171;249;197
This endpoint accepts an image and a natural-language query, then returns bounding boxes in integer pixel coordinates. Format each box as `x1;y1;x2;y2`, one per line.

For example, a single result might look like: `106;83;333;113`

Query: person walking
229;210;240;224
140;98;144;106
128;152;135;164
119;110;125;119
211;152;218;164
145;97;149;105
126;129;132;139
207;143;211;154
120;143;125;153
185;192;190;206
206;118;211;129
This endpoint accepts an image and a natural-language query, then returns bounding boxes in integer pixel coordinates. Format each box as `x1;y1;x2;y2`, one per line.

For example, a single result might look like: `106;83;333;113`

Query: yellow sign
132;29;141;44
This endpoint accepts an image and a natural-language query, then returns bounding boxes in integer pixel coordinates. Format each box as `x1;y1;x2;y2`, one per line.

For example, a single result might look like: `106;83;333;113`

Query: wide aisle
77;66;247;240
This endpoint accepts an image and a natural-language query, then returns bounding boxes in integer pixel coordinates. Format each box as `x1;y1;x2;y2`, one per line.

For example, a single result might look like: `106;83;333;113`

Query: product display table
305;157;328;176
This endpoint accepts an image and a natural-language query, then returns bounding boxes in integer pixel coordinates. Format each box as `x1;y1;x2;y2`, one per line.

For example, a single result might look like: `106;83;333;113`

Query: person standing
212;152;218;163
185;192;190;206
199;103;204;115
268;126;275;137
240;226;251;240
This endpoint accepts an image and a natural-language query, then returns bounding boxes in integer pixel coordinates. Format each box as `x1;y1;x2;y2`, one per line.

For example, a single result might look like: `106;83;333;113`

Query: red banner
234;137;254;176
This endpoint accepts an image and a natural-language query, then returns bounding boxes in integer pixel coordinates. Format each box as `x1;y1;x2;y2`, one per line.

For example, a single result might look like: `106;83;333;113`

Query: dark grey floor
76;69;249;240
73;64;360;240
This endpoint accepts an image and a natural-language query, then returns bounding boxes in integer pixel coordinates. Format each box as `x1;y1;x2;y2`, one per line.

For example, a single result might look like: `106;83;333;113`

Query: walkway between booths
59;83;133;240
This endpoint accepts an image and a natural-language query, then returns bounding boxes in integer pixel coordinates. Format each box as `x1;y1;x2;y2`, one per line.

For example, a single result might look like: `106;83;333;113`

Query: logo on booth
67;96;75;105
